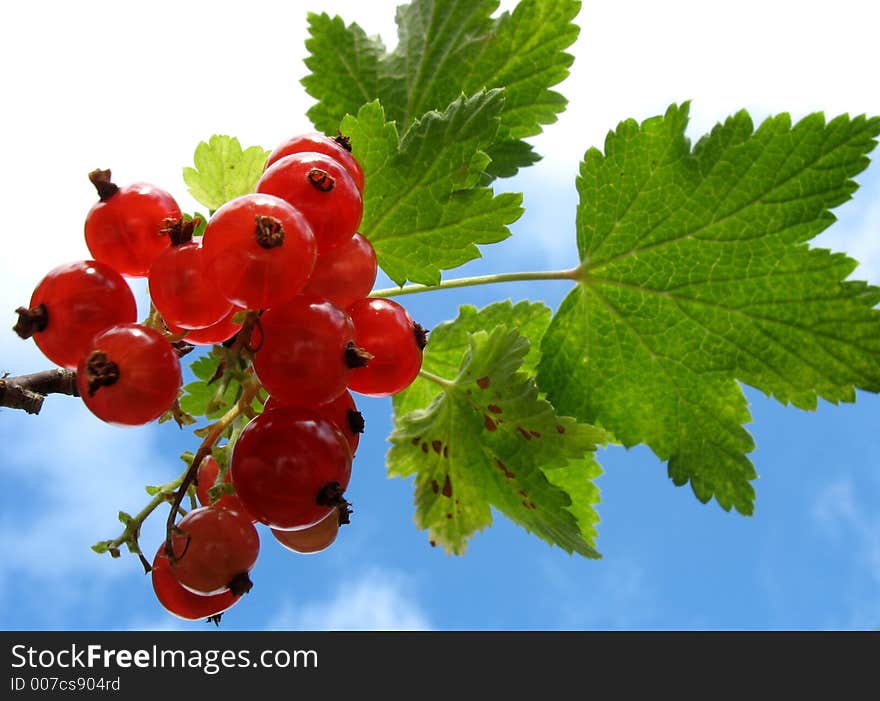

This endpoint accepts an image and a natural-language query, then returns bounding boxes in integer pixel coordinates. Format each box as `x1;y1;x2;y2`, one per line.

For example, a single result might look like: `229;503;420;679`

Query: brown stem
88;168;119;201
414;323;428;350
163;380;261;560
13;304;49;338
345;341;373;368
255;215;284;249
0;368;79;414
307;168;334;192
161;217;197;246
84;351;119;397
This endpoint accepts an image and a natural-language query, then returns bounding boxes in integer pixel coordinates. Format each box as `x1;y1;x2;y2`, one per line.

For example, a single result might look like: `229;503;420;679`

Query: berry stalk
369;266;583;299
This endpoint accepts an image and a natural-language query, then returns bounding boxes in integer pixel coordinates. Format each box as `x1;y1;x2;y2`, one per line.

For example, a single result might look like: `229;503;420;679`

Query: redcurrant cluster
13;132;427;622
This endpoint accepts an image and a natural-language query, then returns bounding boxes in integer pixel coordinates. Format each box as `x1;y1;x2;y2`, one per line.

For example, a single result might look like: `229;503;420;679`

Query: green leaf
394;299;552;416
182;135;270;211
189;352;222;382
341;95;523;285
389;313;606;556
304;0;580;178
538;103;880;514
181;212;208;237
179;378;240;420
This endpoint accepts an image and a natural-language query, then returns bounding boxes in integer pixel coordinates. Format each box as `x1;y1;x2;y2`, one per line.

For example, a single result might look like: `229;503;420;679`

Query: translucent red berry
201;193;317;310
265;132;364;192
256;152;362;253
264;389;363;454
181;307;244;346
231;406;352;531
272;507;347;554
14;260;137;369
84;170;180;276
151;546;240;621
76;323;181;426
302;233;377;309
252;295;363;407
346;298;425;397
168;505;260;596
148;241;232;330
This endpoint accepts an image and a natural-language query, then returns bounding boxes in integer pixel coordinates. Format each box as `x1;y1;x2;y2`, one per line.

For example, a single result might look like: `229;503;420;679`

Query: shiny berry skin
272;508;342;554
148;241;233;329
347;298;425;397
151;546;240;620
253;295;359;407
256;152;362;253
181;307;244;346
168;505;260;596
231;406;352;531
196;455;253;519
201;193;317;310
302;233;377;309
76;323;181;426
15;260;137;369
84;172;181;277
265;132;364;192
264;389;363;454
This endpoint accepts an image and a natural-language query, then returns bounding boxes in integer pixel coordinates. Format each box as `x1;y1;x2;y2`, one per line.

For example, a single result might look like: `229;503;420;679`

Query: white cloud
268;568;432;631
811;479;880;627
814;177;880;286
0;401;180;584
540;556;659;629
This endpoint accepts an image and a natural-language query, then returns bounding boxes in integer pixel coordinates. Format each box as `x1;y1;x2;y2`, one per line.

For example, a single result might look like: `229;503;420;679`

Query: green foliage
341;95;523;285
390;302;607;555
179;351;241;420
303;0;579;178
168;0;880;560
182;135;270;211
537;104;880;513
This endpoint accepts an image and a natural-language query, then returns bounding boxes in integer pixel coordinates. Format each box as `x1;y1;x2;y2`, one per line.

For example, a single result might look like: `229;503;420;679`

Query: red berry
264;389;363;454
196;455;253;519
252;295;361;407
168;505;260;596
181;307;244;346
201;193;317;310
148;241;233;329
231;406;352;530
76;323;181;426
265;132;364;192
347;298;425;397
256;152;362;253
272;507;344;554
302;233;377;309
151;546;240;621
14;260;137;369
84;170;180;277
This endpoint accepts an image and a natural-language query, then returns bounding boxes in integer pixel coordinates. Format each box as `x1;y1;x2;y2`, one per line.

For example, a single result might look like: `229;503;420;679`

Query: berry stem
418;369;455;390
92;473;186;573
163;378;261;561
369;266;583;299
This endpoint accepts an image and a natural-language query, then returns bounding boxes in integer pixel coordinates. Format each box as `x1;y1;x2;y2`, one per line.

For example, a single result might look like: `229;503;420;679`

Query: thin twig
0;368;78;414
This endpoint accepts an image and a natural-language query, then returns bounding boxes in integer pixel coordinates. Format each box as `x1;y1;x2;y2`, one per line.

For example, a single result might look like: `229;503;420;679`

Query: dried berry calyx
85;350;120;397
13;304;49;339
88;168;119;201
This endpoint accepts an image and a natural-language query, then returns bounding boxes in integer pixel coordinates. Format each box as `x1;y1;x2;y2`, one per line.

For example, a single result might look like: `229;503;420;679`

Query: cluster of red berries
13;132;427;622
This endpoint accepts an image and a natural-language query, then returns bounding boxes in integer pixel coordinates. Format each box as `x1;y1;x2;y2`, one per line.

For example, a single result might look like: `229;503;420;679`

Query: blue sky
2;0;880;631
